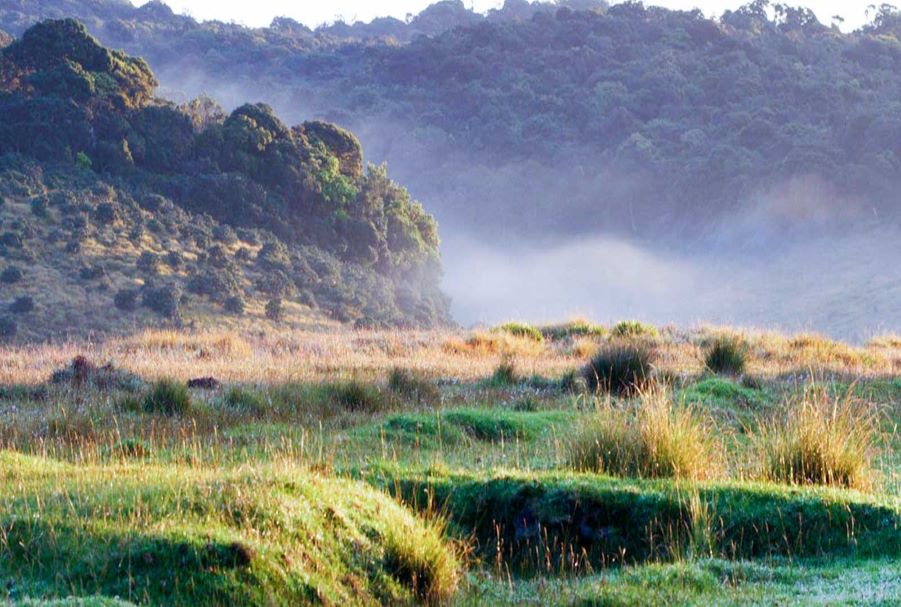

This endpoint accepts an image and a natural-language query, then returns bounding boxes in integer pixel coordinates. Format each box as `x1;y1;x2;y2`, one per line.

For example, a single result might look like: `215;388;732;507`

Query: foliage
0;19;451;334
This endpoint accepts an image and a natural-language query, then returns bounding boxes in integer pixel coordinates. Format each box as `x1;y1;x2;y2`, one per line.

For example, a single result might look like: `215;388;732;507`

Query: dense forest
0;19;450;339
2;0;901;238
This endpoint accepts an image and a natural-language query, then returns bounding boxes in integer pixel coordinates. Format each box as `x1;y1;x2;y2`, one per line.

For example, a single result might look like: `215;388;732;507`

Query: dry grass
569;388;721;481
0;325;897;388
756;384;879;490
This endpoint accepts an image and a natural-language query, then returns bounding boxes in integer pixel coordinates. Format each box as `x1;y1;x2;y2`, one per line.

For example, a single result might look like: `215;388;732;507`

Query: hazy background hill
1;0;898;338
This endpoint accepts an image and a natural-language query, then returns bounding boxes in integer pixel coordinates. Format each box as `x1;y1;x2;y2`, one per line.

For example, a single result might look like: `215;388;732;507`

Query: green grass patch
0;453;460;606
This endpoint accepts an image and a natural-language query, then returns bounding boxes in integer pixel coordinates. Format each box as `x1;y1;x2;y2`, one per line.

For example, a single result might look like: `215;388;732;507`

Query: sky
138;1;875;31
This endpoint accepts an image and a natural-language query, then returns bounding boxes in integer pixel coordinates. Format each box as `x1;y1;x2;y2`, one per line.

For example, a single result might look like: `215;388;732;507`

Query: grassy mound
365;466;901;572
355;408;575;450
0;453;460;606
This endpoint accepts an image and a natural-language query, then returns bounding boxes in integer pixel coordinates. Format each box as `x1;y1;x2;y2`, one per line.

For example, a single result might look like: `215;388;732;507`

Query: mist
149;66;900;343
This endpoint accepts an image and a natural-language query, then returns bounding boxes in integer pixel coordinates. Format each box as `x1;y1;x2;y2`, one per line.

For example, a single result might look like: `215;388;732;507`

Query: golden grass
756;384;879;490
0;325;897;387
569;388;722;481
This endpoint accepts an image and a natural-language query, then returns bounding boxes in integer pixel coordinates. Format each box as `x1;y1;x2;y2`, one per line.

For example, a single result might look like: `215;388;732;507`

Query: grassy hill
0;20;451;341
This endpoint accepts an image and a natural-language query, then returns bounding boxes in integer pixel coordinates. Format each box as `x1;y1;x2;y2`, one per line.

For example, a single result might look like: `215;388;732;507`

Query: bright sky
139;1;875;31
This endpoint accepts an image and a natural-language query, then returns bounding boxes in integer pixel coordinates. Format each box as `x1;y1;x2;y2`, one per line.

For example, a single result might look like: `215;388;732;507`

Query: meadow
0;322;899;605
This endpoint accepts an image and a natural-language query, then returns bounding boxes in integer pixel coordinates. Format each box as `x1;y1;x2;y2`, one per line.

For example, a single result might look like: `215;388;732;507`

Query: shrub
94;202;118;225
9;296;34;314
79;265;105;281
611;320;659;338
705;335;750;375
0;317;16;340
142;379;192;416
136;251;160;275
224;295;245;315
265;297;283;321
389;368;440;404
0;265;23;284
165;250;183;269
142;285;180;319
757;386;876;490
582;341;654;396
187;269;240;302
495;322;543;342
30;197;49;218
570;389;719;480
114;288;139;312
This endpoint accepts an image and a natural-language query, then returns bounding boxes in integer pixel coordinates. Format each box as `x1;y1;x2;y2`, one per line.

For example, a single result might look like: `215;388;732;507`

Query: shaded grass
365;465;901;574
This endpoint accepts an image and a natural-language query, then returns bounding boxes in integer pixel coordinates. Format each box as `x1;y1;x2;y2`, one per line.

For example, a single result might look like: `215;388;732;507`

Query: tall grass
756;385;878;490
570;389;720;480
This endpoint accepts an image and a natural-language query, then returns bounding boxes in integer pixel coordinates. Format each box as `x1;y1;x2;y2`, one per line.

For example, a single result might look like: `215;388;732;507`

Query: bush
79;265;105;281
265;297;283;321
9;296;35;314
495;322;543;342
30;197;49;218
94;202;118;225
570;389;720;480
0;265;23;284
611;320;659;338
0;317;16;340
142;379;192;416
114;288;139;312
757;386;876;490
142;285;180;319
165;250;183;269
388;368;440;404
224;295;245;315
582;341;654;396
136;251;160;275
705;335;750;375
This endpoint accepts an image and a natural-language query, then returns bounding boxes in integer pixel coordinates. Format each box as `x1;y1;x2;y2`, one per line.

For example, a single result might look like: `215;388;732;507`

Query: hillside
2;1;900;237
0;20;450;342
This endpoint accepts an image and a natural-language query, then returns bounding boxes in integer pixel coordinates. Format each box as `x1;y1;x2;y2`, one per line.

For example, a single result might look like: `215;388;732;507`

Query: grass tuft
570;388;720;480
704;335;750;375
757;385;878;490
582;341;654;396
